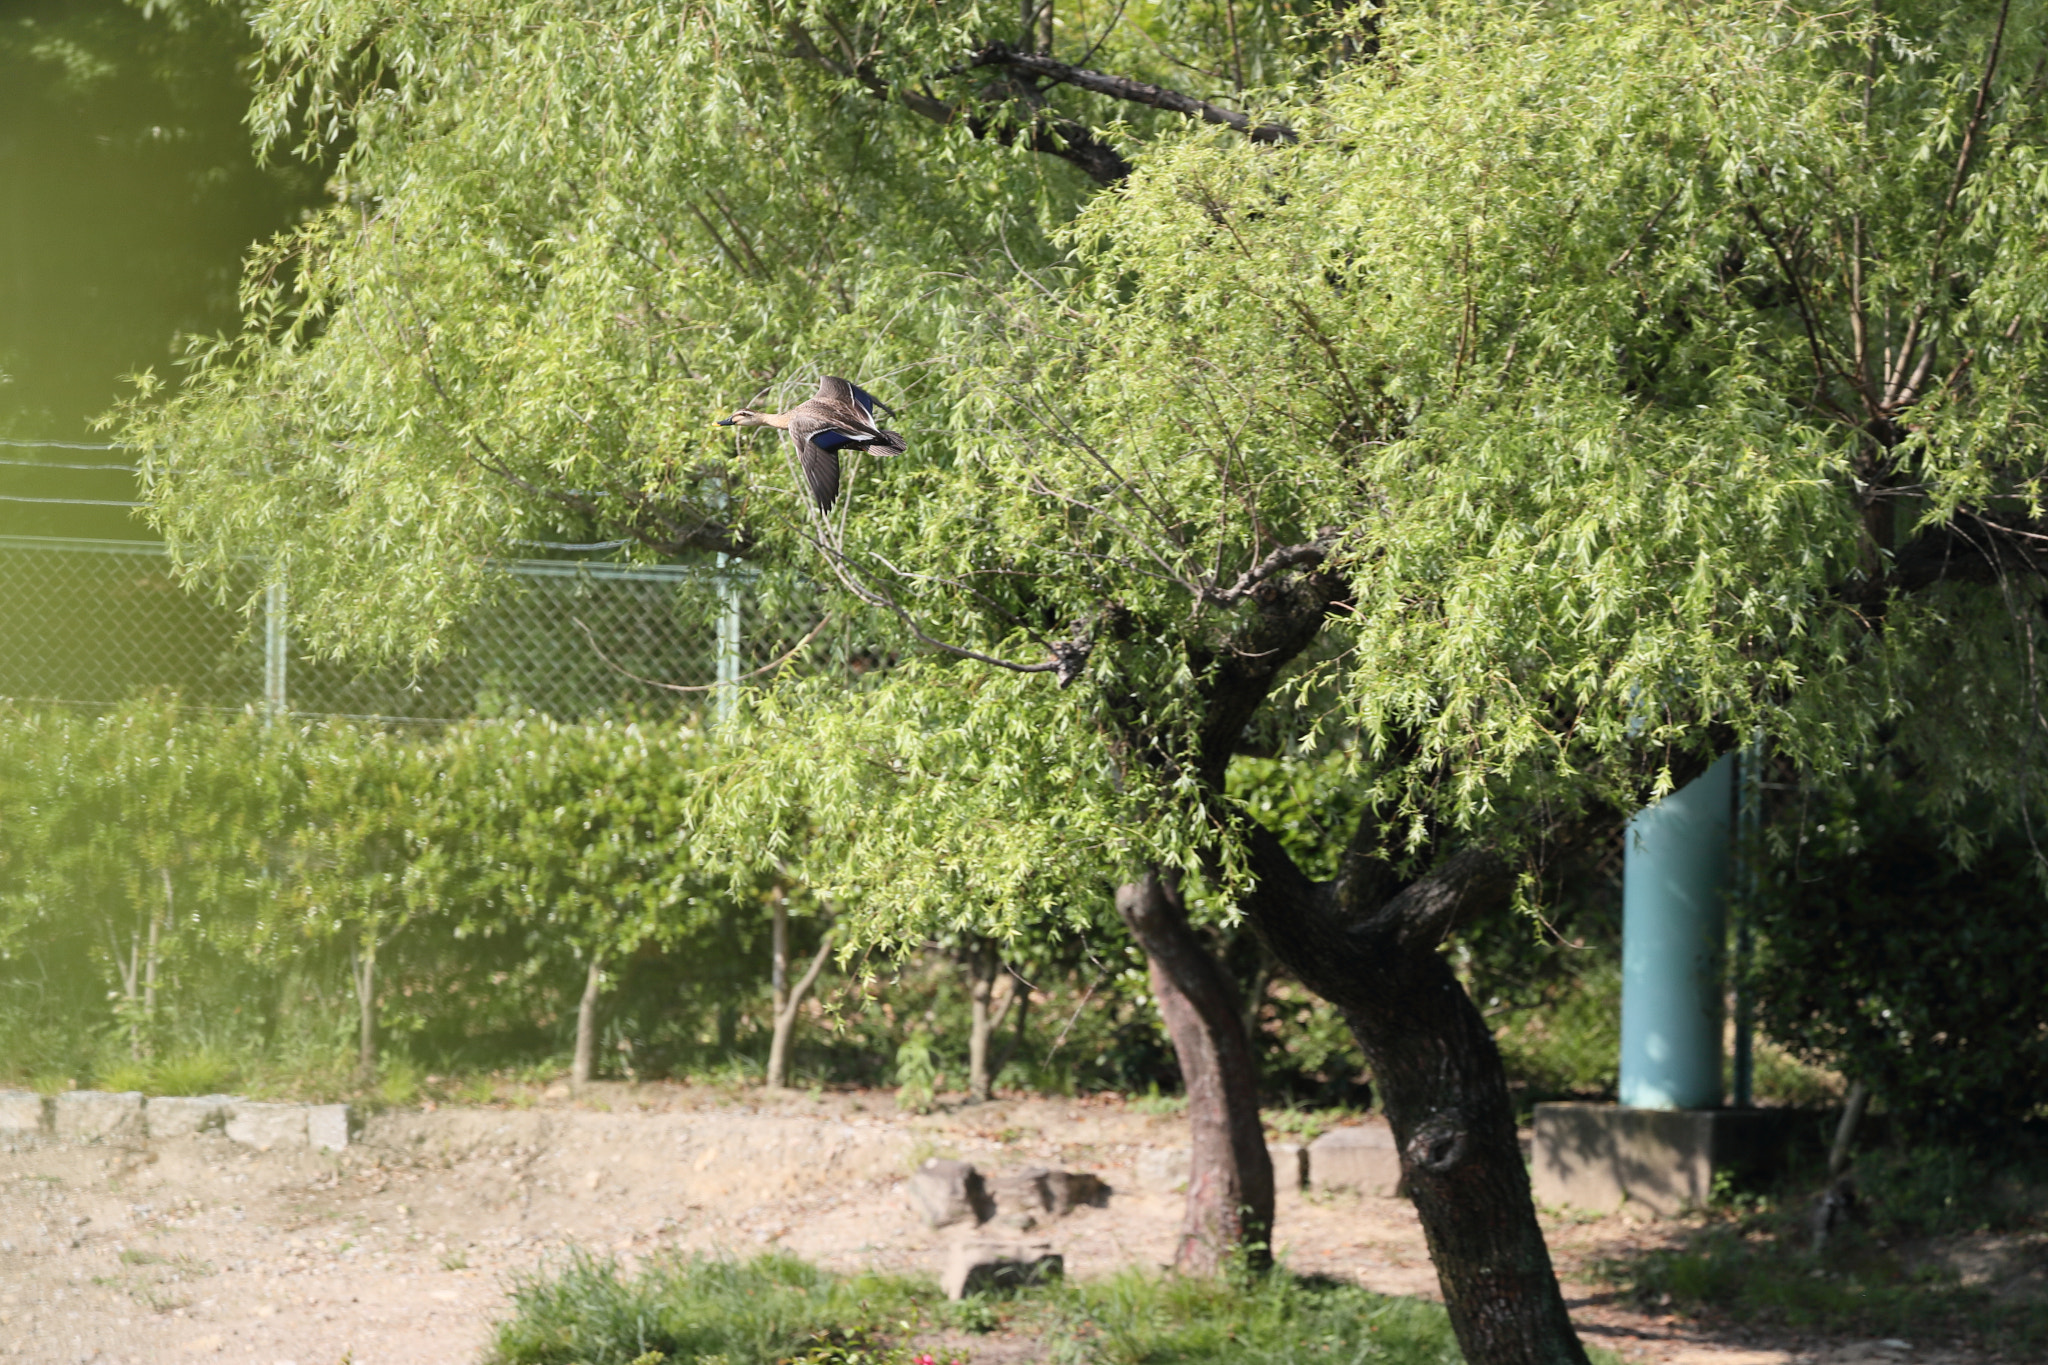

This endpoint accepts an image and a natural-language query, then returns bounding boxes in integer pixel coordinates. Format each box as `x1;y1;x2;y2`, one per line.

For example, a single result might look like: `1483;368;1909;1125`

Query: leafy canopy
128;0;2048;933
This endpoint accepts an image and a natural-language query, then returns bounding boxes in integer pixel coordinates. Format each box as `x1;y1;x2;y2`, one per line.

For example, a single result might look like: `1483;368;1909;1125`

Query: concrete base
1531;1102;1792;1216
1308;1123;1403;1196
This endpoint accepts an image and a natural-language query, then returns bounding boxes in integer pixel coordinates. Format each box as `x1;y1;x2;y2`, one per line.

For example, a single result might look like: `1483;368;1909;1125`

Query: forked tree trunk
1243;830;1589;1365
1117;869;1273;1277
765;899;835;1090
113;923;143;1060
572;951;605;1090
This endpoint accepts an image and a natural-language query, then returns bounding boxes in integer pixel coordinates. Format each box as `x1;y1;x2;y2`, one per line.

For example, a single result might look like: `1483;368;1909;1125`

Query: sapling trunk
572;951;605;1089
115;922;143;1060
145;869;169;1040
766;924;835;1091
992;975;1030;1080
353;940;377;1082
963;939;1005;1101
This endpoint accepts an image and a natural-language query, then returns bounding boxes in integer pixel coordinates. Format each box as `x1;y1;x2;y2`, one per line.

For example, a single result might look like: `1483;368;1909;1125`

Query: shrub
1751;766;2048;1139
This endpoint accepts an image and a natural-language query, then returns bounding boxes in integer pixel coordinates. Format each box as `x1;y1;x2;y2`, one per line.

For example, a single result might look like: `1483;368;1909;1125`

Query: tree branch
782;20;1134;184
1202;536;1336;606
966;43;1296;144
1365;845;1516;952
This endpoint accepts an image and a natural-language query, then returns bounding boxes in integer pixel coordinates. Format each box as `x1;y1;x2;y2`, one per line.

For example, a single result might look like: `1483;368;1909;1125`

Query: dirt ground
0;1085;2005;1365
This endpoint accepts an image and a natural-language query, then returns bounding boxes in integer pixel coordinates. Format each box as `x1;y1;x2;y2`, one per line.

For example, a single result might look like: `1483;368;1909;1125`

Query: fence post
264;578;288;719
714;553;741;723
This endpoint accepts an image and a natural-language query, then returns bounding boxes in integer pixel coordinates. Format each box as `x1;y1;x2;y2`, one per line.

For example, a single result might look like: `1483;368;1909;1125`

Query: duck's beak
714;417;735;426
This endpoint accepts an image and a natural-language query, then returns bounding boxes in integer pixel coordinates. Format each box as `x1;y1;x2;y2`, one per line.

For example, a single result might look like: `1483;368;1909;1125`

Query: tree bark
1241;826;1589;1365
1117;869;1274;1277
572;951;604;1090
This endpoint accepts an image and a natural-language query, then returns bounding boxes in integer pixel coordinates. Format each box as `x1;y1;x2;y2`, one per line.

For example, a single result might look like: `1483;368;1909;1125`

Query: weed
375;1057;425;1106
454;1075;498;1106
894;1035;937;1115
98;1062;151;1093
1125;1084;1186;1117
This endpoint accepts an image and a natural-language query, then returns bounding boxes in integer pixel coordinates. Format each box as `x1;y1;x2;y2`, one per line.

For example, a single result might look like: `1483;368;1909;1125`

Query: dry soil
0;1085;2019;1365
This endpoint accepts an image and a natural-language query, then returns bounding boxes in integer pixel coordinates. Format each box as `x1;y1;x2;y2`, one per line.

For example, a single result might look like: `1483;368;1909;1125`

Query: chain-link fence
0;534;824;722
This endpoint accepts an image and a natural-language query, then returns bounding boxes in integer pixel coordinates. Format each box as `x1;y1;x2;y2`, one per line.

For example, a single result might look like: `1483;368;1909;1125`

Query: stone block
0;1090;47;1134
145;1094;236;1139
226;1102;308;1151
1531;1102;1794;1217
907;1158;990;1228
1044;1169;1108;1214
307;1103;352;1152
941;1238;1063;1299
1269;1141;1306;1191
53;1090;144;1143
1134;1146;1188;1192
1308;1123;1402;1196
985;1167;1051;1216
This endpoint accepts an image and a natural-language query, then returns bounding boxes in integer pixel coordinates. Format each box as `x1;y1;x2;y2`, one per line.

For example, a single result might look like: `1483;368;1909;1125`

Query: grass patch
1598;1141;2048;1358
1036;1269;1465;1364
485;1252;1473;1365
485;1253;928;1365
95;1049;241;1097
1606;1227;2048;1355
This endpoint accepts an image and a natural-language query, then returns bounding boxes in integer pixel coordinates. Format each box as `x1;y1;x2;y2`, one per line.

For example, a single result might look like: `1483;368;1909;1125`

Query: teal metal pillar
1620;753;1734;1110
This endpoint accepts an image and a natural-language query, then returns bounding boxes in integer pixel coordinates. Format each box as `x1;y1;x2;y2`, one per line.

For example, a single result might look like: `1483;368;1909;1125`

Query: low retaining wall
0;1089;352;1152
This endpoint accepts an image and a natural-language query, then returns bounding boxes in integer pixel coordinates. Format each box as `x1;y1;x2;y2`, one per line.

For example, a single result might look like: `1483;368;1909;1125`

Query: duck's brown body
716;376;906;511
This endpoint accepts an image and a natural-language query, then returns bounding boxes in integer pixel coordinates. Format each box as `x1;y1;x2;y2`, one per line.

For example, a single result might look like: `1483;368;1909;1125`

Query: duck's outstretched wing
785;416;846;511
817;374;897;422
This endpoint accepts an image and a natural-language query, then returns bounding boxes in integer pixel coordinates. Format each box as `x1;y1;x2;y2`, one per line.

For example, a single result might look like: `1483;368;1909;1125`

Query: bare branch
571;613;834;693
965;44;1296;144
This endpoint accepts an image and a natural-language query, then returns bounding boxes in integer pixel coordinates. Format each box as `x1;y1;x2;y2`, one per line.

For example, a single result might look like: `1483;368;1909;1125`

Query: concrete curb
0;1088;352;1151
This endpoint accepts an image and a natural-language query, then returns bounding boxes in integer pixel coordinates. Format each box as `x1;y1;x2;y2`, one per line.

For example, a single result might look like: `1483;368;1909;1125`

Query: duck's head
716;409;773;428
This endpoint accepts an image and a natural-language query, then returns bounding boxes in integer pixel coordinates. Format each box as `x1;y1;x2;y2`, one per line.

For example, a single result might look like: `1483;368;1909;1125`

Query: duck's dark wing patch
806;427;864;452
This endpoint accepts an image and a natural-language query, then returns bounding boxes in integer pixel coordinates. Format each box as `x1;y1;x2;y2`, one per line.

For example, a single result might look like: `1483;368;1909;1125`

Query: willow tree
130;3;2048;1364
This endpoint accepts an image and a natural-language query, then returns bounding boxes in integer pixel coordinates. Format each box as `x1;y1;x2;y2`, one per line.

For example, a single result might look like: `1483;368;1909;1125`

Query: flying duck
716;376;906;512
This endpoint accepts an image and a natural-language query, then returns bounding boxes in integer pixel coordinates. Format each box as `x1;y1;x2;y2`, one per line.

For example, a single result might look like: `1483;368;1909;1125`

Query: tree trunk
1117;869;1274;1277
572;951;605;1090
353;939;377;1082
963;938;1001;1101
1242;828;1589;1365
766;915;834;1090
